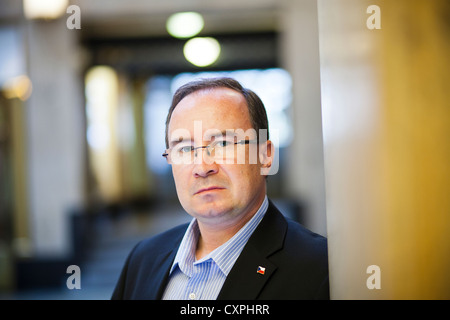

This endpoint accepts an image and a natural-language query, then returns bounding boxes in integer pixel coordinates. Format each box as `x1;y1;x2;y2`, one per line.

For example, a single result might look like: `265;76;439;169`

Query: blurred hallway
1;0;326;298
2;0;448;301
0;203;191;299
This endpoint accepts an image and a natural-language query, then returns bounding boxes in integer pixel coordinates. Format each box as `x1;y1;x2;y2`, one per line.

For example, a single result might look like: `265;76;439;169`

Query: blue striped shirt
162;196;269;300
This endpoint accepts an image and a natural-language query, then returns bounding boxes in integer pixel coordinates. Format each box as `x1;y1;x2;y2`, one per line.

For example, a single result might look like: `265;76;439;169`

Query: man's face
167;88;271;227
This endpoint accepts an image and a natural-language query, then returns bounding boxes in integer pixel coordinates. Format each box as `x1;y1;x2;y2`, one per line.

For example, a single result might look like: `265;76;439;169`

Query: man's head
165;77;269;149
164;77;274;227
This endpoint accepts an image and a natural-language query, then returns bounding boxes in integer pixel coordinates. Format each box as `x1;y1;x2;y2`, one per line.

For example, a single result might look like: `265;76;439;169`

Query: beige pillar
319;0;450;299
280;0;327;236
25;18;85;257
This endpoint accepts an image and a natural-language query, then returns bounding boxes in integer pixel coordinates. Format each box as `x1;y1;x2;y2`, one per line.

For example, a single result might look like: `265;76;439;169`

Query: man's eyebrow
204;129;237;140
169;137;193;147
169;130;236;147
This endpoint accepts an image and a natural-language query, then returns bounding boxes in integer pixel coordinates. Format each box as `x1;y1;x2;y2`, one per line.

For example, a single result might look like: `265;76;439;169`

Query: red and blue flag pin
257;266;266;275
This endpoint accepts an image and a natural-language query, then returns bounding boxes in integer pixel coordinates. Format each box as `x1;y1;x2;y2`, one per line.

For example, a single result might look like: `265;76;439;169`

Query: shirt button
189;293;196;300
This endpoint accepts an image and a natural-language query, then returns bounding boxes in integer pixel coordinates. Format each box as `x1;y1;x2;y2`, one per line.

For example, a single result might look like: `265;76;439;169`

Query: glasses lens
210;140;235;161
171;144;194;164
167;140;253;164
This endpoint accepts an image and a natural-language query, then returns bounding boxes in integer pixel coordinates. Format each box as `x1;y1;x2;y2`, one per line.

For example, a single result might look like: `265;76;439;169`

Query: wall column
280;0;327;236
318;0;450;299
25;18;85;258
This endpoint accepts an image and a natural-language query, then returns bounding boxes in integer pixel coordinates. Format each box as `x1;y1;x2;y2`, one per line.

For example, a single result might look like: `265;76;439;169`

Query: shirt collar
170;196;269;277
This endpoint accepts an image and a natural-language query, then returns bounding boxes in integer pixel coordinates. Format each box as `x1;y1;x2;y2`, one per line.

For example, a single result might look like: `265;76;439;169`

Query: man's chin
189;201;233;222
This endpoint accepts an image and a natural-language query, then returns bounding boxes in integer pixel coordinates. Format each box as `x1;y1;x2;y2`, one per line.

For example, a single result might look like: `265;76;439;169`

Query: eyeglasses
162;139;257;164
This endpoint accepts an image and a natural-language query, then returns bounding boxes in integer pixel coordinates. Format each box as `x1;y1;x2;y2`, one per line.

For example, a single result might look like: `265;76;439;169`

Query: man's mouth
194;186;225;195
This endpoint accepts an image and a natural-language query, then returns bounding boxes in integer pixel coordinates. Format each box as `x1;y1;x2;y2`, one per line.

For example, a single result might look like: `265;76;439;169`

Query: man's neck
194;194;266;260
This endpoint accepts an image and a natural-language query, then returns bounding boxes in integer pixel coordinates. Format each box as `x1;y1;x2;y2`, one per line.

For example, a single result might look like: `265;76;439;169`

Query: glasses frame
162;139;257;163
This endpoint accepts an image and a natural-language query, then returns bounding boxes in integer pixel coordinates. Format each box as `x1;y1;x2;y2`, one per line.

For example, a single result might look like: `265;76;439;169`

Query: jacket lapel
217;201;287;300
138;225;187;300
149;249;178;299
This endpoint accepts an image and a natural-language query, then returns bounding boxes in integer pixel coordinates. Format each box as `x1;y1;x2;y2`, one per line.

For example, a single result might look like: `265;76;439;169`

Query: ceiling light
166;12;204;39
183;37;221;67
23;0;68;20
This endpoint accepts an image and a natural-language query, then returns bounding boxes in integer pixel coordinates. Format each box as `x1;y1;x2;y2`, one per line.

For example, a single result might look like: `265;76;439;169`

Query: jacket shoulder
131;223;188;258
270;218;329;299
284;218;328;261
111;223;188;299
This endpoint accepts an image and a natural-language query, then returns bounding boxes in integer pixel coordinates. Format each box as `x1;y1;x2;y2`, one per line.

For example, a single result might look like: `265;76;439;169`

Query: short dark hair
165;77;269;148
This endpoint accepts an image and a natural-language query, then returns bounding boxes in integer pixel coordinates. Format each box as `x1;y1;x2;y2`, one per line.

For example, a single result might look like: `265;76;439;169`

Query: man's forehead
170;128;235;139
167;87;253;145
173;87;247;112
189;86;244;99
169;89;251;125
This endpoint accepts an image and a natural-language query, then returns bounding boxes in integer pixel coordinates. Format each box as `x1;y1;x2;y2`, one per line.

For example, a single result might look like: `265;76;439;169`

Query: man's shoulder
264;200;328;263
265;203;329;299
132;223;189;257
284;218;328;259
111;223;190;299
266;200;327;254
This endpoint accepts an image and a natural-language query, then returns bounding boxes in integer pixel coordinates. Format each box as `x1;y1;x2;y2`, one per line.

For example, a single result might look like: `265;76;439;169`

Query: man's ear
259;140;274;176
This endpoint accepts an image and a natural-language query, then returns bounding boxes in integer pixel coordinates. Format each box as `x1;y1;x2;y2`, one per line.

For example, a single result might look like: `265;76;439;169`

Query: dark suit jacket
111;200;329;300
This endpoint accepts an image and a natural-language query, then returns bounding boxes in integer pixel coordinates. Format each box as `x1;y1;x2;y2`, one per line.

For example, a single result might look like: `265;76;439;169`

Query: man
111;77;329;300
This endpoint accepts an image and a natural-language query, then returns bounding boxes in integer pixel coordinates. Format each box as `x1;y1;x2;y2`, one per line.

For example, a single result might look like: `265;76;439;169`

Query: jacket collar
217;200;287;300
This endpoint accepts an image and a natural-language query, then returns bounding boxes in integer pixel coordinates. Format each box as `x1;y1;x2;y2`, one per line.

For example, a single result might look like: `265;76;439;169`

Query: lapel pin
257;266;266;275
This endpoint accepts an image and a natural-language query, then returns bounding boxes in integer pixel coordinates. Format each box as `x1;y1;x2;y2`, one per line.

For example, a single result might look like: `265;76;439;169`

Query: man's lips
194;186;225;195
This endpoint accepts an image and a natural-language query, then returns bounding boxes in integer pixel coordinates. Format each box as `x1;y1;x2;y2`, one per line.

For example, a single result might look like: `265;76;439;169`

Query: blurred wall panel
116;75;152;203
85;69;152;205
281;0;327;236
85;66;122;203
319;0;450;299
25;18;85;257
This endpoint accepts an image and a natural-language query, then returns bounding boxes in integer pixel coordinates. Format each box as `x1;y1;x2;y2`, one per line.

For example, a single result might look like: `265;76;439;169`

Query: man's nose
192;147;218;178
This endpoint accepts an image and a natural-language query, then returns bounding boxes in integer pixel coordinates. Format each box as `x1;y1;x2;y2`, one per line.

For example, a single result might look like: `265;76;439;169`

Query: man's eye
178;146;194;153
215;140;233;148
